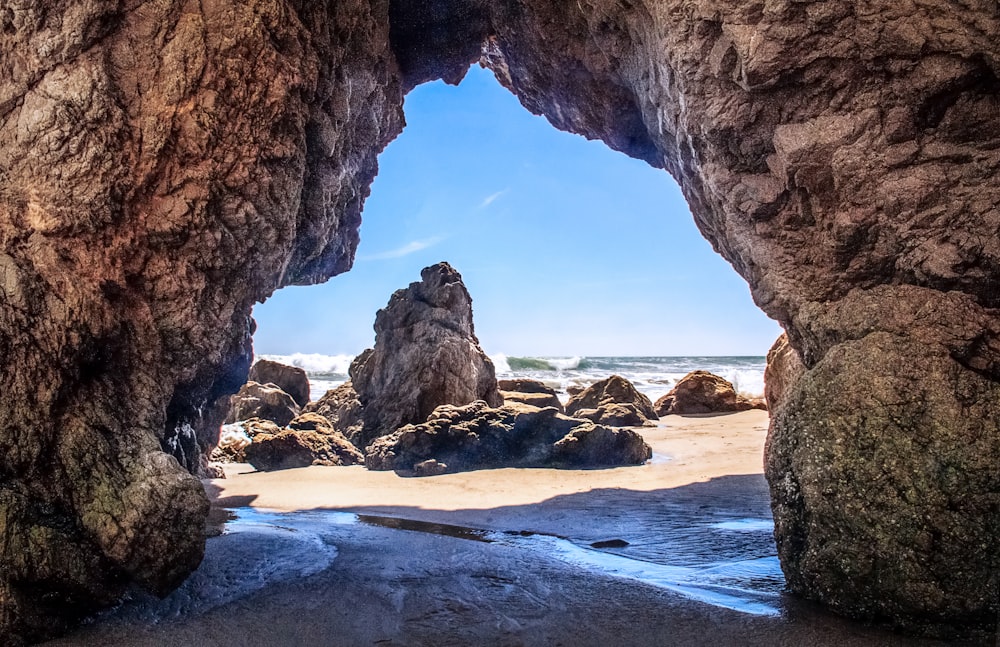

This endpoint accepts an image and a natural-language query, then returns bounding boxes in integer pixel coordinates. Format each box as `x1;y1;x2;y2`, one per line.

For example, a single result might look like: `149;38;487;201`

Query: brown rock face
499;378;564;412
249;360;311;408
224;381;300;428
2;0;999;639
565;375;658;423
573;403;652;428
655;371;755;416
365;401;650;474
244;413;364;471
350;263;503;446
0;1;403;642
302;382;365;446
763;334;805;414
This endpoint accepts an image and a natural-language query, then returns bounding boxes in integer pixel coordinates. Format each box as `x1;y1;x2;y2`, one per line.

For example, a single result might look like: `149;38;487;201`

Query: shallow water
97;512;340;625
110;504;779;626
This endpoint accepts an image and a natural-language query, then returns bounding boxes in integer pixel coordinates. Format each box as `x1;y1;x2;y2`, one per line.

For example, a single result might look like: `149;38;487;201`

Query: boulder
565;375;658;425
365;401;650;474
498;378;557;394
502;390;564;411
244;413;364;472
224;381;300;427
767;333;1000;633
573;403;651;427
350;263;503;445
654;371;756;416
552;424;653;467
499;378;564;412
240;418;284;439
302;382;365;445
249;359;311;407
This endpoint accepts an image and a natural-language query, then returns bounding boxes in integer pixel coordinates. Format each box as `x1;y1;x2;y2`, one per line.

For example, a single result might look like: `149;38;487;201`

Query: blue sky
253;65;782;358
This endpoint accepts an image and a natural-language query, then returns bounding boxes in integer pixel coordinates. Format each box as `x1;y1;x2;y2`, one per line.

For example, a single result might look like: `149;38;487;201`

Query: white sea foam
105;510;338;623
487;355;767;401
218;424;251;453
490;353;512;373
258;353;354;376
263;352;767;403
547;356;583;370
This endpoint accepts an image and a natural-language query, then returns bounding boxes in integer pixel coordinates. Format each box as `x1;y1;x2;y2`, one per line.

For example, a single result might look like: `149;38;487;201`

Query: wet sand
44;411;971;646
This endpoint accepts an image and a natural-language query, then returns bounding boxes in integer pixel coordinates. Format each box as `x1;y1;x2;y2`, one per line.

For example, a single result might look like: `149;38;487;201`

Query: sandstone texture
573;403;652;427
249;360;311;408
764;334;806;414
565;375;657;425
0;1;403;642
499;378;564;412
244;412;364;471
302;382;365;446
2;0;999;640
225;381;301;428
655;371;757;416
365;401;651;474
350;263;503;446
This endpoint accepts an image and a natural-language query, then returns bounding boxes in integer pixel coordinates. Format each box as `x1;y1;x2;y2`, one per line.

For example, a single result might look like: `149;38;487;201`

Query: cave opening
6;2;1000;643
217;62;789;628
252;64;781;398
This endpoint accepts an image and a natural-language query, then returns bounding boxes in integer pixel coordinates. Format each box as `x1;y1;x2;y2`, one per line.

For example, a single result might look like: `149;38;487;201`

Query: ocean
258;353;767;405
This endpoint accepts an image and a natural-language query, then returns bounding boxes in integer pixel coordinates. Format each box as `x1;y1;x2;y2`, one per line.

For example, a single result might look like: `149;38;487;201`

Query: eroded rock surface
655;371;757;416
766;333;1000;633
0;1;403;642
499;378;564;412
302;382;365;446
365;401;650;474
249;360;310;408
3;0;999;640
244;413;364;471
565;375;658;425
763;334;805;414
225;381;301;428
350;263;503;446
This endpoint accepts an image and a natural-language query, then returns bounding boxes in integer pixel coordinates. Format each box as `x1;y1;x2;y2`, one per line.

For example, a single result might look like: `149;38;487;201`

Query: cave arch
1;1;998;643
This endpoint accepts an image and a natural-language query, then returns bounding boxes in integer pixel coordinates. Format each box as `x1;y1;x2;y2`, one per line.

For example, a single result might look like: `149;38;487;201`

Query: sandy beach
44;411;964;646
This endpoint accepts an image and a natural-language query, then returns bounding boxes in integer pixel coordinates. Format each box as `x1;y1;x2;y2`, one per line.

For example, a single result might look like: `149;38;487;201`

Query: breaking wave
257;353;354;377
489;354;766;402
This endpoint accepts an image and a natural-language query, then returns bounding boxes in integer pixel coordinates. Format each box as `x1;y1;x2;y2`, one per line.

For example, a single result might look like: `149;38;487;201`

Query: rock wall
1;0;998;641
0;1;403;643
453;1;1000;635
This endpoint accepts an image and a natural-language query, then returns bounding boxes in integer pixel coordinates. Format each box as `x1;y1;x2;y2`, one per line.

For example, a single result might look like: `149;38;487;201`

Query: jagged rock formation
224;381;301;428
249;360;311;408
302;382;365;446
499;378;564;412
244;412;364;471
365;401;651;474
350;263;503;446
2;0;998;641
565;375;658;426
654;371;757;416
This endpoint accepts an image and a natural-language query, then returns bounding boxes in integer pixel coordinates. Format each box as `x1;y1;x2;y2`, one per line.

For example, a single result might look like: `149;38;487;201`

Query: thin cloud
360;236;445;261
477;189;508;210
